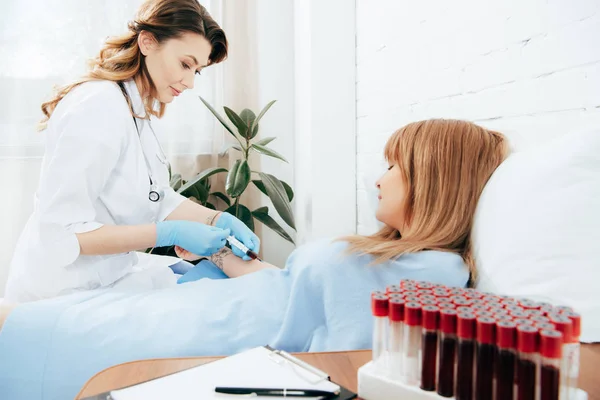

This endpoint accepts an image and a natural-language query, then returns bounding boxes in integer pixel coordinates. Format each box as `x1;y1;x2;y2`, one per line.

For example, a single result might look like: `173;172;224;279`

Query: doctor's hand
214;212;260;261
155;221;230;257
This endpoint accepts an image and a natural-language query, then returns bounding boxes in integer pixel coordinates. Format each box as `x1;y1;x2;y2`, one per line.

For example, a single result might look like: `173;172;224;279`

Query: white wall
356;0;600;234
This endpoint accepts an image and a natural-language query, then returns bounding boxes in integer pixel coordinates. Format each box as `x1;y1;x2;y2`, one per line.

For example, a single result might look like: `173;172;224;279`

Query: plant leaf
219;142;243;157
210;191;231;207
170;173;183;191
199;96;244;146
250;100;276;139
259;172;296;230
177;167;227;194
223;107;248;138
239;109;256;140
254;136;276;146
226;160;251;198
252;207;295;244
251;144;288;163
224;204;254;232
252;179;294;201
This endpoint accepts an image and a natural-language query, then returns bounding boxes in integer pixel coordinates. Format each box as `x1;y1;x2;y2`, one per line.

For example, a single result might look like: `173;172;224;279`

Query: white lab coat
4;79;186;303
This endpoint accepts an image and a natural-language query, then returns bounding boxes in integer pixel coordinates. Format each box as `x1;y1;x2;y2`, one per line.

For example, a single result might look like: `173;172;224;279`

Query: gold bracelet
207;211;222;226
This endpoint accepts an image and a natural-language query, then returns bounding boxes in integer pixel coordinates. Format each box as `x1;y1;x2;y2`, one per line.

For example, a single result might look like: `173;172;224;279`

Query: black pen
215;386;338;398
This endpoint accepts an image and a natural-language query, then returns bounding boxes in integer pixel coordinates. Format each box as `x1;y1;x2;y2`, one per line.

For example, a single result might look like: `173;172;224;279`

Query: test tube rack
357;360;589;400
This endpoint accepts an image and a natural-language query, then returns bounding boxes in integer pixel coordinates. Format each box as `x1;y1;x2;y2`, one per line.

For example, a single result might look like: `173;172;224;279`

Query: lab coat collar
122;79;147;118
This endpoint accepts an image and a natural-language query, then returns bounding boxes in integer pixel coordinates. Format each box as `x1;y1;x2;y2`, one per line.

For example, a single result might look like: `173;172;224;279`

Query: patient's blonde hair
342;119;509;281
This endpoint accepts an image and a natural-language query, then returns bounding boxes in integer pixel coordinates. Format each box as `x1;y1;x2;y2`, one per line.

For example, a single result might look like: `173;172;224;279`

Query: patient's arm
175;246;277;278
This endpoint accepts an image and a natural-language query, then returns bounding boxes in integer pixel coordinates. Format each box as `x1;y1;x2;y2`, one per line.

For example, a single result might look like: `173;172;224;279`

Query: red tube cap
405;302;422;326
371;293;389;317
535;322;556;331
548;314;573;344
477;317;496;344
386;284;403;295
440;309;458;334
496;320;517;349
389;297;405;322
457;312;476;339
540;329;563;359
437;302;456;309
422;305;440;330
517;325;539;353
561;310;581;341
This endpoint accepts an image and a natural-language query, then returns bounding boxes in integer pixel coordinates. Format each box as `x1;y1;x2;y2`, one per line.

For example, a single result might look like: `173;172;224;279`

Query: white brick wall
356;0;600;234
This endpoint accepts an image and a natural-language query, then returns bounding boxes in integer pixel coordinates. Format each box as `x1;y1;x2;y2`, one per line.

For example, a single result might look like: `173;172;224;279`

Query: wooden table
78;345;600;399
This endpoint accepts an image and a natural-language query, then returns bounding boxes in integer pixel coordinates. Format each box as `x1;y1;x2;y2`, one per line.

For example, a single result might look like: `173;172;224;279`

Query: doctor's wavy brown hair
341;119;509;281
39;0;227;130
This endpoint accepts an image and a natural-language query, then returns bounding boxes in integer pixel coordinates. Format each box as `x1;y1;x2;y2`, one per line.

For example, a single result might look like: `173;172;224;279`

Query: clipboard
82;346;357;399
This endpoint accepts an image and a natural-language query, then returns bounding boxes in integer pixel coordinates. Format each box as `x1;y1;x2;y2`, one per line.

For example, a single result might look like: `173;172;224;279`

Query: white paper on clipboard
109;347;341;399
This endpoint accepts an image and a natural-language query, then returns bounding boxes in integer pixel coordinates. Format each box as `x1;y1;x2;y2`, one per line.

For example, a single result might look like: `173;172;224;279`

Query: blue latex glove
215;212;260;261
156;220;230;257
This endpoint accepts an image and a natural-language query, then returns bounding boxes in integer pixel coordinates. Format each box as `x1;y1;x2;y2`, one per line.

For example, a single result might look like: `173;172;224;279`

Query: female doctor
4;0;259;303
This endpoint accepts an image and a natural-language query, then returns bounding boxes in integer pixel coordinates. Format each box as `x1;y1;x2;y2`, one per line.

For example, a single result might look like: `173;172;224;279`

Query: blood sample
456;312;476;400
496;320;517;400
386;284;403;295
540;329;563;400
420;306;440;391
388;297;405;380
437;309;458;398
562;310;582;400
371;293;389;369
517;325;539;400
403;302;423;386
475;317;496;400
548;315;573;400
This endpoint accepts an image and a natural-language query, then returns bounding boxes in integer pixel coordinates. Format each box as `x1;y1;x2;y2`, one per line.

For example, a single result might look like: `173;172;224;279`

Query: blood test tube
524;309;545;318
511;310;530;319
475;317;496;400
470;304;488;313
419;294;437;302
420;299;438;306
496;320;517;400
505;304;525;312
433;288;450;298
514;318;535;327
403;302;422;386
517;325;540;400
456;312;476;400
535;322;557;331
371;293;389;369
437;309;458;398
540;329;563;400
420;306;440;391
388;297;405;380
548;314;573;400
386;284;403;295
403;290;419;298
404;296;420;303
496;314;515;322
561;310;582;400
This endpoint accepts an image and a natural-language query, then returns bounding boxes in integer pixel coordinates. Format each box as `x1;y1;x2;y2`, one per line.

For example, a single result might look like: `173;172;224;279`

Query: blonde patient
172;118;508;283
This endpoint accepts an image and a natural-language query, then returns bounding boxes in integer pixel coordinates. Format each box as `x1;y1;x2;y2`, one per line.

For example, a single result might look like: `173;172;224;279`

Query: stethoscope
118;81;169;202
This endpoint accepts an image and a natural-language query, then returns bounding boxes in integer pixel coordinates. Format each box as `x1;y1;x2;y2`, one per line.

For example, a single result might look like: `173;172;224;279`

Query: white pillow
473;129;600;342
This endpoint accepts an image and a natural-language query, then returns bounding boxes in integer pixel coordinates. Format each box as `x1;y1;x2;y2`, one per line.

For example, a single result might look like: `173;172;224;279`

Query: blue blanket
0;239;468;399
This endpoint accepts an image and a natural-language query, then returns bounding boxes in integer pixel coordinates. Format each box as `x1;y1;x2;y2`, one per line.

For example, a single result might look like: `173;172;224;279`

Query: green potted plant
150;98;295;259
